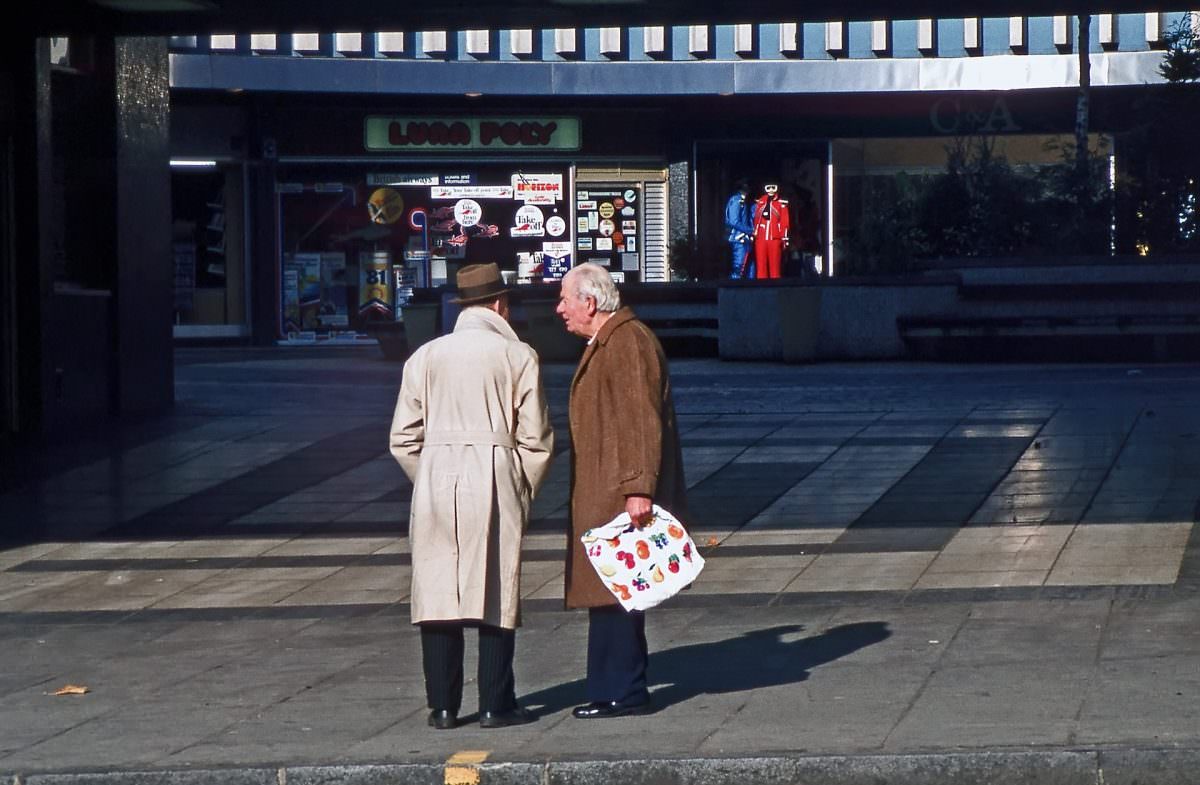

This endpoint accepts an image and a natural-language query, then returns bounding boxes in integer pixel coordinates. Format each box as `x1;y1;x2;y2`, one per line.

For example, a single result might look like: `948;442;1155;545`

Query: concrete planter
517;298;583;362
718;284;821;363
399;301;441;354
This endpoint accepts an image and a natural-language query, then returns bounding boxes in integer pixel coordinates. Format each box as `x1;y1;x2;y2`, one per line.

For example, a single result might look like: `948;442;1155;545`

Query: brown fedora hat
452;262;510;304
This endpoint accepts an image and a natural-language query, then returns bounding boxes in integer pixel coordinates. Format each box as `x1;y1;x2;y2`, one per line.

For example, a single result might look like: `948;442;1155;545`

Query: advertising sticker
598;202;615;219
546;215;567;237
512;173;563;205
454;199;483;227
511;204;545;238
431;185;513;200
367;188;405;225
542;241;573;279
367;173;439;186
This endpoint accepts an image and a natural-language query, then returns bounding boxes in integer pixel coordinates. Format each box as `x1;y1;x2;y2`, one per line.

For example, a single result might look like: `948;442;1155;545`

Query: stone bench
898;313;1200;362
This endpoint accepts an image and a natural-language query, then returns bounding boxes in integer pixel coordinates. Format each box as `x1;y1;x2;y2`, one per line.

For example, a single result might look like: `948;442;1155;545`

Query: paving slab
2;352;1200;783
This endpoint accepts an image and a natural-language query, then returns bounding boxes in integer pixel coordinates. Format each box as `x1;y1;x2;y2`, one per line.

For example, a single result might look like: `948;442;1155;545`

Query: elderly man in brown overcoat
390;263;554;730
555;262;687;719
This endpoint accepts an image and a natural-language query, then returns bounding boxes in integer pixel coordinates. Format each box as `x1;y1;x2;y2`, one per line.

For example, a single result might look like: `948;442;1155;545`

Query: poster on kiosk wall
575;185;640;282
359;251;393;318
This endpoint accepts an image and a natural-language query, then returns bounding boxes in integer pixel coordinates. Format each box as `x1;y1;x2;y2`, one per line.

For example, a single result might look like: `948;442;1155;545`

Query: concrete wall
719;261;1200;362
816;283;960;360
720;282;959;361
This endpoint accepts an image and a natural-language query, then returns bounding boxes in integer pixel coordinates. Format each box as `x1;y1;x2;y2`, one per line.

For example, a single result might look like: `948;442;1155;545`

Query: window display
276;164;571;338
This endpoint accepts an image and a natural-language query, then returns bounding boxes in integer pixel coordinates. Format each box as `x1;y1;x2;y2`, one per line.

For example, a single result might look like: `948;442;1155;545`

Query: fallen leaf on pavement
704;537;719;547
52;684;90;696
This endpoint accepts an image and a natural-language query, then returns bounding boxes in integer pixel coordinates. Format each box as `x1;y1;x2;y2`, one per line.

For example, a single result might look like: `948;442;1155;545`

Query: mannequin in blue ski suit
725;180;755;278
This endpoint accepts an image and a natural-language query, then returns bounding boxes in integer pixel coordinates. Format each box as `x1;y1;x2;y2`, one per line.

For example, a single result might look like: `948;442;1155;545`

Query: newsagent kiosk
261;108;672;343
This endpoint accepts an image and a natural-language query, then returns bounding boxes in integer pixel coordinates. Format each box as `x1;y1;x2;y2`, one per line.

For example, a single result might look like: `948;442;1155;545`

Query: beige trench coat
390;307;554;628
564;307;688;608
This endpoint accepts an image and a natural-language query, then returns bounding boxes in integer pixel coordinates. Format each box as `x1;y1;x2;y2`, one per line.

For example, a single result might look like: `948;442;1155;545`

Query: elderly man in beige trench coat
556;262;688;719
390;263;554;730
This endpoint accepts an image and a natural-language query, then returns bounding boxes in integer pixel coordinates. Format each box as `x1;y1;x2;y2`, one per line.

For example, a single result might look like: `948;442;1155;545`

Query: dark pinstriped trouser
420;622;516;714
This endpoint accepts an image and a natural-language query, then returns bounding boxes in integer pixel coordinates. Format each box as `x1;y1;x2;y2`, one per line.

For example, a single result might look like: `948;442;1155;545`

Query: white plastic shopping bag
580;505;705;611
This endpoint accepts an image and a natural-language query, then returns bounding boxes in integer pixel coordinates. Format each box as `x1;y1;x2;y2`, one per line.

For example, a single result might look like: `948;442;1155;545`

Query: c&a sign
365;117;581;151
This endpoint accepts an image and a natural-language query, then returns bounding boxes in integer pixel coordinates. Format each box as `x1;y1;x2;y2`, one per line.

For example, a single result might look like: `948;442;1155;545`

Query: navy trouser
420;622;516;714
586;605;649;703
730;241;753;278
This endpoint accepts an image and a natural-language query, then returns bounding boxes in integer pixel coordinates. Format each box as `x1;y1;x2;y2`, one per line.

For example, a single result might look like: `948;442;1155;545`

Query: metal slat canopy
25;0;1176;36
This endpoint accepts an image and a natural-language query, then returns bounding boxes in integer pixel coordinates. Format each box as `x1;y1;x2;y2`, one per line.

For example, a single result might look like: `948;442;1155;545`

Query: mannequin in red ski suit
752;184;790;279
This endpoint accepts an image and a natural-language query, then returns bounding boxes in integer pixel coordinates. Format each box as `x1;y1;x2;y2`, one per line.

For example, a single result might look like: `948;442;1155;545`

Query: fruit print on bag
581;504;706;611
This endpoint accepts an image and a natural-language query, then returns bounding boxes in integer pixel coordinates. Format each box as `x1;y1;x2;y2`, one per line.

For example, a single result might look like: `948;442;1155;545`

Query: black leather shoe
479;706;537;728
427;709;458;730
571;697;653;719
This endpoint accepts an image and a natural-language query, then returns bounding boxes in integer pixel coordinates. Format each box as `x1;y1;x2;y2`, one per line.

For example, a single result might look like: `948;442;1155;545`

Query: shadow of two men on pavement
521;620;892;716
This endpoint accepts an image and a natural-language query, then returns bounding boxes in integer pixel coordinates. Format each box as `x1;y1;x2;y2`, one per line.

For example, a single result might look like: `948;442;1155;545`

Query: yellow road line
445;750;490;785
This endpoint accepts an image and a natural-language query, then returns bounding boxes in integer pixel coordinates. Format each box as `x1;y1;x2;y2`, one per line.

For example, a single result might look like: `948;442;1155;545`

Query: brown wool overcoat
564;307;688;609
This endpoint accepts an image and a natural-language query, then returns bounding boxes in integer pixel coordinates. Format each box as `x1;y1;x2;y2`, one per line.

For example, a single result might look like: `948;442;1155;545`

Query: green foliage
918;137;1038;259
843;174;928;275
669;237;707;281
1118;16;1200;254
1160;17;1200;85
844;136;1113;273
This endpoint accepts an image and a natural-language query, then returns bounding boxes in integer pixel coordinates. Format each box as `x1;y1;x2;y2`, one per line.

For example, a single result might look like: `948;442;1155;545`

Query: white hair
565;263;621;312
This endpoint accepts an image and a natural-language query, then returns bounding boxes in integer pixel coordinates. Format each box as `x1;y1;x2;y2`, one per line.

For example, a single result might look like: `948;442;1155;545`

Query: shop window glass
275;165;572;338
172;166;245;328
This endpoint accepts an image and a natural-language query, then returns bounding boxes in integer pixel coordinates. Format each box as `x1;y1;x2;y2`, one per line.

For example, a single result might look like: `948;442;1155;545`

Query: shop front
266;111;672;343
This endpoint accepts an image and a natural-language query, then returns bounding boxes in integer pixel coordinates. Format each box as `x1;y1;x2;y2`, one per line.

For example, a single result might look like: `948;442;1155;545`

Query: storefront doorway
695;140;826;280
171;162;249;338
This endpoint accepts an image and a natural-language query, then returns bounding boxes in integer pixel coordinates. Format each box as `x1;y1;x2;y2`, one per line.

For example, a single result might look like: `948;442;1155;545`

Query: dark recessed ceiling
27;0;1173;37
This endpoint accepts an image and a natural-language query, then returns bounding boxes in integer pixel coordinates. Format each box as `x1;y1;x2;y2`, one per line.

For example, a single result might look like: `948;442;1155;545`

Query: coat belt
424;431;516;449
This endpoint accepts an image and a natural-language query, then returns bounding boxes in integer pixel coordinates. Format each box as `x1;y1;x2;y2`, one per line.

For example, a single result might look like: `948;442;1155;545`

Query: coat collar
592;306;636;347
571;307;636;394
454;306;519;342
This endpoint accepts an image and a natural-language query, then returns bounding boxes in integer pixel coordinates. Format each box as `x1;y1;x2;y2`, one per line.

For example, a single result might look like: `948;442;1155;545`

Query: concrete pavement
1;349;1199;784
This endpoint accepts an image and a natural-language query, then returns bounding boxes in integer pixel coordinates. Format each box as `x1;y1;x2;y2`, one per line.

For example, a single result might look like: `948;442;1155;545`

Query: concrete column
1;38;54;438
113;37;173;415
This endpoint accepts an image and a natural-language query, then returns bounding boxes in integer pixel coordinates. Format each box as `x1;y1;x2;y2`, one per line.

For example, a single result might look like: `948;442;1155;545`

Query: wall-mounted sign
365;117;581;151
